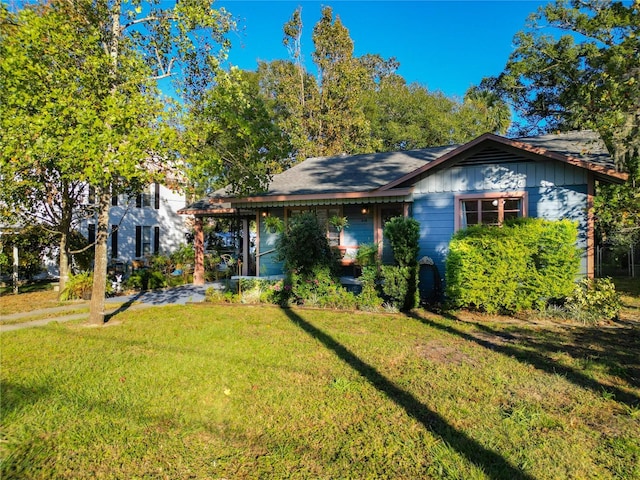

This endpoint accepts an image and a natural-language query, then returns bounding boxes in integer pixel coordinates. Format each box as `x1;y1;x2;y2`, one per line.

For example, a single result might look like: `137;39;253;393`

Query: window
136;185;152;208
456;193;526;230
135;225;152;257
135;184;160;209
287;207;341;246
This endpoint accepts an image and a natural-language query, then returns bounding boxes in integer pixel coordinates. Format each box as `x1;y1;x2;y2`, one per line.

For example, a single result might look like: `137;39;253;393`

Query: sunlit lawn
1;299;638;479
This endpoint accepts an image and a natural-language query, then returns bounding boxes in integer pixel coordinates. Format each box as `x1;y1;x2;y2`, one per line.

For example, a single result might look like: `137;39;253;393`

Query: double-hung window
287;207;341;246
456;193;527;230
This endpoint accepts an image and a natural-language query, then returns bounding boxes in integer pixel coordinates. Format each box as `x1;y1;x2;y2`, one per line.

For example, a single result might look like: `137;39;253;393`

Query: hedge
445;218;581;313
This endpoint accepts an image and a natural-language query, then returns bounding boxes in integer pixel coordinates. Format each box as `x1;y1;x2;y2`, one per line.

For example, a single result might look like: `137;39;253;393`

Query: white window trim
454;191;528;231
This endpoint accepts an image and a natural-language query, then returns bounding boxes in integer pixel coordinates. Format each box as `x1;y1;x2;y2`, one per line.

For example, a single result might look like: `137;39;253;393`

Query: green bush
355;243;379;267
382;217;420;310
381;265;419;311
445;218;581;314
565;277;621;322
60;271;94;300
60;271;113;300
276;212;334;275
357;266;384;311
126;269;166;291
383;217;420;267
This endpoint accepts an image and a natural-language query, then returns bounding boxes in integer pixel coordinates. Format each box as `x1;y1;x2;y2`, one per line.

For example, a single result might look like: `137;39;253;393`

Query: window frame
285;206;342;246
454;192;527;231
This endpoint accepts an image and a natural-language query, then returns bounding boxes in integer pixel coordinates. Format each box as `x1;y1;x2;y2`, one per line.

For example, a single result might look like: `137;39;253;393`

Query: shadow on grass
282;307;534;480
104;292;144;322
409;311;640;407
0;380;51;417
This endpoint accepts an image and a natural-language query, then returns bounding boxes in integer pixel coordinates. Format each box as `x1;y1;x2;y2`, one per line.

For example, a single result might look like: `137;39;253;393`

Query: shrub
565;277;621;322
355;243;379;268
357;266;383;311
276;212;334;275
60;271;113;300
445;218;581;314
126;269;166;291
382;217;420;310
60;271;94;300
383;217;420;267
381;265;419;311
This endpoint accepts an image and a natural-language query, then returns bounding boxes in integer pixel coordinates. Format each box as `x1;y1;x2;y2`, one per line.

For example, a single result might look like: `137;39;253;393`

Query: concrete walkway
1;282;223;333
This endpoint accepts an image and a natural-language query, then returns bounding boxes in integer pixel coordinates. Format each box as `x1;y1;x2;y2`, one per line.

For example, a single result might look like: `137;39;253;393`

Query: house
81;182;189;272
179;131;627;295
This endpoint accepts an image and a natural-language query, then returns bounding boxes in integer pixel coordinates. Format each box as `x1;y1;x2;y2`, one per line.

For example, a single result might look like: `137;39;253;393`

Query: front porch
184;199;411;285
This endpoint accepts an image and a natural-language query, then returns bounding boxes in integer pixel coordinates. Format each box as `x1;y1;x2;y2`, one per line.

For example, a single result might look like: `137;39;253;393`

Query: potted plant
329;215;349;232
263;215;284;234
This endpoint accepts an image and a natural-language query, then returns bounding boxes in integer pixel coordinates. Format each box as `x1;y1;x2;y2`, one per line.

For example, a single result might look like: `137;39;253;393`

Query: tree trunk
57;181;73;298
58;231;70;298
88;187;110;324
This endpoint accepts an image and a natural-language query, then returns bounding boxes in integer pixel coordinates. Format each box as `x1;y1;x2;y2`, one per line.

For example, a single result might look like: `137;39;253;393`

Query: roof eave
178;188;414;215
379;133;628;190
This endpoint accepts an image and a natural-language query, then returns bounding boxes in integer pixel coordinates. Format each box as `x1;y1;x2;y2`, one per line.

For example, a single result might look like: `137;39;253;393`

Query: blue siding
258;208;285;276
342;205;374;245
412;161;591;285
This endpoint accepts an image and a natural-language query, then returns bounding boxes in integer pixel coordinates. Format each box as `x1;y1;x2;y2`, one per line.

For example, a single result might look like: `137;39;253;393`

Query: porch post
586;173;595;278
193;216;205;285
242;217;249;276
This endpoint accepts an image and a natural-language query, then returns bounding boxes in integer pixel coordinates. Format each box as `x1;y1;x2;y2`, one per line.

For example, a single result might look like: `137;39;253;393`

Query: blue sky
216;0;550;99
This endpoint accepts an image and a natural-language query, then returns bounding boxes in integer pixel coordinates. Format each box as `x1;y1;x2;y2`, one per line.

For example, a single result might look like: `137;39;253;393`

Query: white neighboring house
81;182;189;269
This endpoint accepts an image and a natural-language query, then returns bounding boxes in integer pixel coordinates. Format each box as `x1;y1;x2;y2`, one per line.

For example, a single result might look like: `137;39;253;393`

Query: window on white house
142;226;151;255
136;186;152;208
459;195;525;228
135;225;153;257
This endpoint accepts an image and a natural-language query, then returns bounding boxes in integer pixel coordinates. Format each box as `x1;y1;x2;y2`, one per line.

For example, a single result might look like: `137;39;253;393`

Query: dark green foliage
355;242;379;267
276;212;334;275
381;265;418;311
126;269;167;291
357;266;384;311
383;217;420;267
446;218;581;313
0;225;56;279
382;217;420;310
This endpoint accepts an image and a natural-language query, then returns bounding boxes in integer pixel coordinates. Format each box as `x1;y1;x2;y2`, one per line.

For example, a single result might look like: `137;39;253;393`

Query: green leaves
446;219;581;314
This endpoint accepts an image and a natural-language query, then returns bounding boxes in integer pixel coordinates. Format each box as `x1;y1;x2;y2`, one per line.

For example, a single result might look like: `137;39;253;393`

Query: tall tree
1;0;233;323
484;0;639;245
311;6;374;156
184;68;291;197
1;4;108;294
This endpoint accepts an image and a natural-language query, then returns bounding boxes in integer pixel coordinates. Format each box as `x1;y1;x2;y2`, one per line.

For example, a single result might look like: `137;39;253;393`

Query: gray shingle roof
514;130;614;169
190;130;621;212
263;145;459;195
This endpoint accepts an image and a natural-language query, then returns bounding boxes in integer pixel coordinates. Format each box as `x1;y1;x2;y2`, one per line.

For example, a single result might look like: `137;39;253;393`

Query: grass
1;300;639;479
0;282;65;317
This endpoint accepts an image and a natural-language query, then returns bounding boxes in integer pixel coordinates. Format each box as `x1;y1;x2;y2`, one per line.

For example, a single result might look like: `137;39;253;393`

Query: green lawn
1;304;639;479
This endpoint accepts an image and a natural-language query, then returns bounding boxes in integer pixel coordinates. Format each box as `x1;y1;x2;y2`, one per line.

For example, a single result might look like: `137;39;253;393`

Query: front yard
1;287;638;479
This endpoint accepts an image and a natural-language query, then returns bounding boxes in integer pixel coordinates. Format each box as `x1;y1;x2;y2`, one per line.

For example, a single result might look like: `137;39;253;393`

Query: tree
183;67;291;197
1;4;108;294
484;0;639;246
1;0;233;324
311;6;375;156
